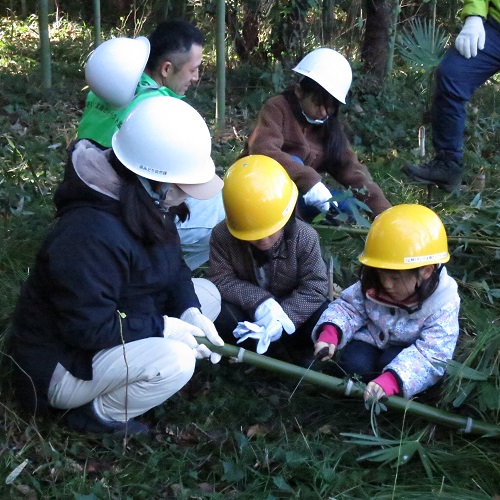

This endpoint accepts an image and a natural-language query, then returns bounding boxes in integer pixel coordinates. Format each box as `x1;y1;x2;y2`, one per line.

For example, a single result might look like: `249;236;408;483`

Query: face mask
163;184;189;207
299;102;329;125
137;176;170;202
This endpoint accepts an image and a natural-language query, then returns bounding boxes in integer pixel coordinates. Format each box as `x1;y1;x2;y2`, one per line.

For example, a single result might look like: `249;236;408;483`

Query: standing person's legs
432;20;500;163
48;337;196;422
403;17;500;190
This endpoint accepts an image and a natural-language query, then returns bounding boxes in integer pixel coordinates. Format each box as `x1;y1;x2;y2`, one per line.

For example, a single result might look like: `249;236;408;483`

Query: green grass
2;363;500;497
1;14;499;499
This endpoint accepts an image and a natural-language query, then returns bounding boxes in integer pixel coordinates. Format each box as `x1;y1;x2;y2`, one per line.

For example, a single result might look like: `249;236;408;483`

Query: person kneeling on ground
8;96;224;436
312;204;460;402
242;47;392;222
208;155;330;366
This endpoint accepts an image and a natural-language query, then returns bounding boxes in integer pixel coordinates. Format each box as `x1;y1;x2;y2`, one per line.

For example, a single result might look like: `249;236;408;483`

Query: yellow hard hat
358;204;450;270
223;155;298;240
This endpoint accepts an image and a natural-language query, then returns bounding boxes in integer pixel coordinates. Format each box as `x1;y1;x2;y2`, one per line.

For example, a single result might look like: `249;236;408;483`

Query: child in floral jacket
312;204;460;401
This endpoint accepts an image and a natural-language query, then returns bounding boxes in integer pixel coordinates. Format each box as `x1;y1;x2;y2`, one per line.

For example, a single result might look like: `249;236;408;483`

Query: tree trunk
321;0;336;44
361;0;391;82
233;0;260;61
153;0;186;23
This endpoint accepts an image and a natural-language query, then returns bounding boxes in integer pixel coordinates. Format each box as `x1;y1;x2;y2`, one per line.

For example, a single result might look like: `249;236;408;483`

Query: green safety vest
77;73;184;148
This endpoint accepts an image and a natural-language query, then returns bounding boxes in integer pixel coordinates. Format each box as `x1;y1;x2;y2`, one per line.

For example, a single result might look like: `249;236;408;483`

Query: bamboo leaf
273;476;295;493
417;448;435;480
340;432;400;446
444;359;489;381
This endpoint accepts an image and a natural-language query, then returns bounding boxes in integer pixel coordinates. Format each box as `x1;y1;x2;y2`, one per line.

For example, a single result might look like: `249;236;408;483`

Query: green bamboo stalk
38;0;51;88
215;0;226;132
197;338;500;437
93;0;101;48
385;0;400;78
312;224;500;248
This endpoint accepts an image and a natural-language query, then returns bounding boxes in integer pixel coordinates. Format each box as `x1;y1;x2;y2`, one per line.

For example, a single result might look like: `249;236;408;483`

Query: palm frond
397;17;450;71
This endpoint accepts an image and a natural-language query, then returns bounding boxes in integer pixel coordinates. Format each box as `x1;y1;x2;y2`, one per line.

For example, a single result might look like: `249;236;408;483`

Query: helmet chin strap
137;175;170;203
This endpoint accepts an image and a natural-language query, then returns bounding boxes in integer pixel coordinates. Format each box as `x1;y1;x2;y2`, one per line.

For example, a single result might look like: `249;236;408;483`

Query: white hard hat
112;96;223;199
85;36;150;109
292;48;352;104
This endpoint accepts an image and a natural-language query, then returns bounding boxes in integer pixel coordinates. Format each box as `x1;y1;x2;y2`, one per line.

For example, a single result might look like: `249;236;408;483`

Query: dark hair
109;152;182;245
147;19;204;72
284;76;350;171
360;264;442;309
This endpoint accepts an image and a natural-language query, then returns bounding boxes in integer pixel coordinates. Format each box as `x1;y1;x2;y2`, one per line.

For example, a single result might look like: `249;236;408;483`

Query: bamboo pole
327;256;334;301
197;338;500;437
93;0;101;48
312;224;500;249
215;0;226;132
38;0;52;88
385;0;400;78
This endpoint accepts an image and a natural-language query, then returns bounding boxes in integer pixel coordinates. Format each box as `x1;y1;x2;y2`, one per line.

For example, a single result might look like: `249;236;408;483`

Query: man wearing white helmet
78;19;225;269
9;96;224;435
242;47;392;221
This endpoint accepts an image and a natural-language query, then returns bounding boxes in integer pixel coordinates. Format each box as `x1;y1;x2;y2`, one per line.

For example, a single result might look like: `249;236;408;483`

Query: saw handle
315;346;330;361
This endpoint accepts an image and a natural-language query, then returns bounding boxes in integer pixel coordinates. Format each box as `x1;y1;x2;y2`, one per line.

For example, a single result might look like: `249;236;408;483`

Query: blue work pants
432;17;500;163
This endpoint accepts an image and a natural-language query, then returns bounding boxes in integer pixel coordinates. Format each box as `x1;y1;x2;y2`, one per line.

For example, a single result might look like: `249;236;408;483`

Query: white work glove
232;321;275;354
303;182;331;212
180;308;224;345
455;16;485;59
254;297;295;342
164;314;222;364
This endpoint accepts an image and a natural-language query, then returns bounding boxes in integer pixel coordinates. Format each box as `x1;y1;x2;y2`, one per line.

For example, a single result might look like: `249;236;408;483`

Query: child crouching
312;204;460;402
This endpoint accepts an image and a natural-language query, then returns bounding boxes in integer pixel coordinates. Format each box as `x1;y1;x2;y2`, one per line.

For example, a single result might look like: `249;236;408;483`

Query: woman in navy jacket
9;96;224;435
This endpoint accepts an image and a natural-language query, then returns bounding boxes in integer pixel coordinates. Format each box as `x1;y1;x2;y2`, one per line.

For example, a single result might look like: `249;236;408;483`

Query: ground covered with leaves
1;15;499;499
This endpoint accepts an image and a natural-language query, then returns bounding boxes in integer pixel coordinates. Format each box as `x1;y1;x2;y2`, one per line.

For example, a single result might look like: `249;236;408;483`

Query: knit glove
303;182;331;212
455;16;485;59
233;321;280;354
164;314;221;363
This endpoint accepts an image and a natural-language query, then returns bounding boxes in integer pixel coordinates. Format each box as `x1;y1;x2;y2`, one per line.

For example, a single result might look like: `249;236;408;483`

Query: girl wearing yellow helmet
208;155;330;365
311;204;461;402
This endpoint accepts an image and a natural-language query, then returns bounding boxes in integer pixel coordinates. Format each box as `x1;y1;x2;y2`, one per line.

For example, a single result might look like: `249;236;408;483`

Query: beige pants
47;278;220;422
48;337;195;422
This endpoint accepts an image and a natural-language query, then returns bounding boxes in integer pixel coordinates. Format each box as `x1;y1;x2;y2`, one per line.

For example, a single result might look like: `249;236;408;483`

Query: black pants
214;300;330;366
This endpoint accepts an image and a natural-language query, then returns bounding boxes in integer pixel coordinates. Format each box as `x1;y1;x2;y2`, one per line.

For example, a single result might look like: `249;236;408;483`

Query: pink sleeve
318;324;341;346
372;371;400;397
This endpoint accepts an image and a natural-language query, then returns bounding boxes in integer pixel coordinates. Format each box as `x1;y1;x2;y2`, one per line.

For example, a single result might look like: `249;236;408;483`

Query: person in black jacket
9;96;224;435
